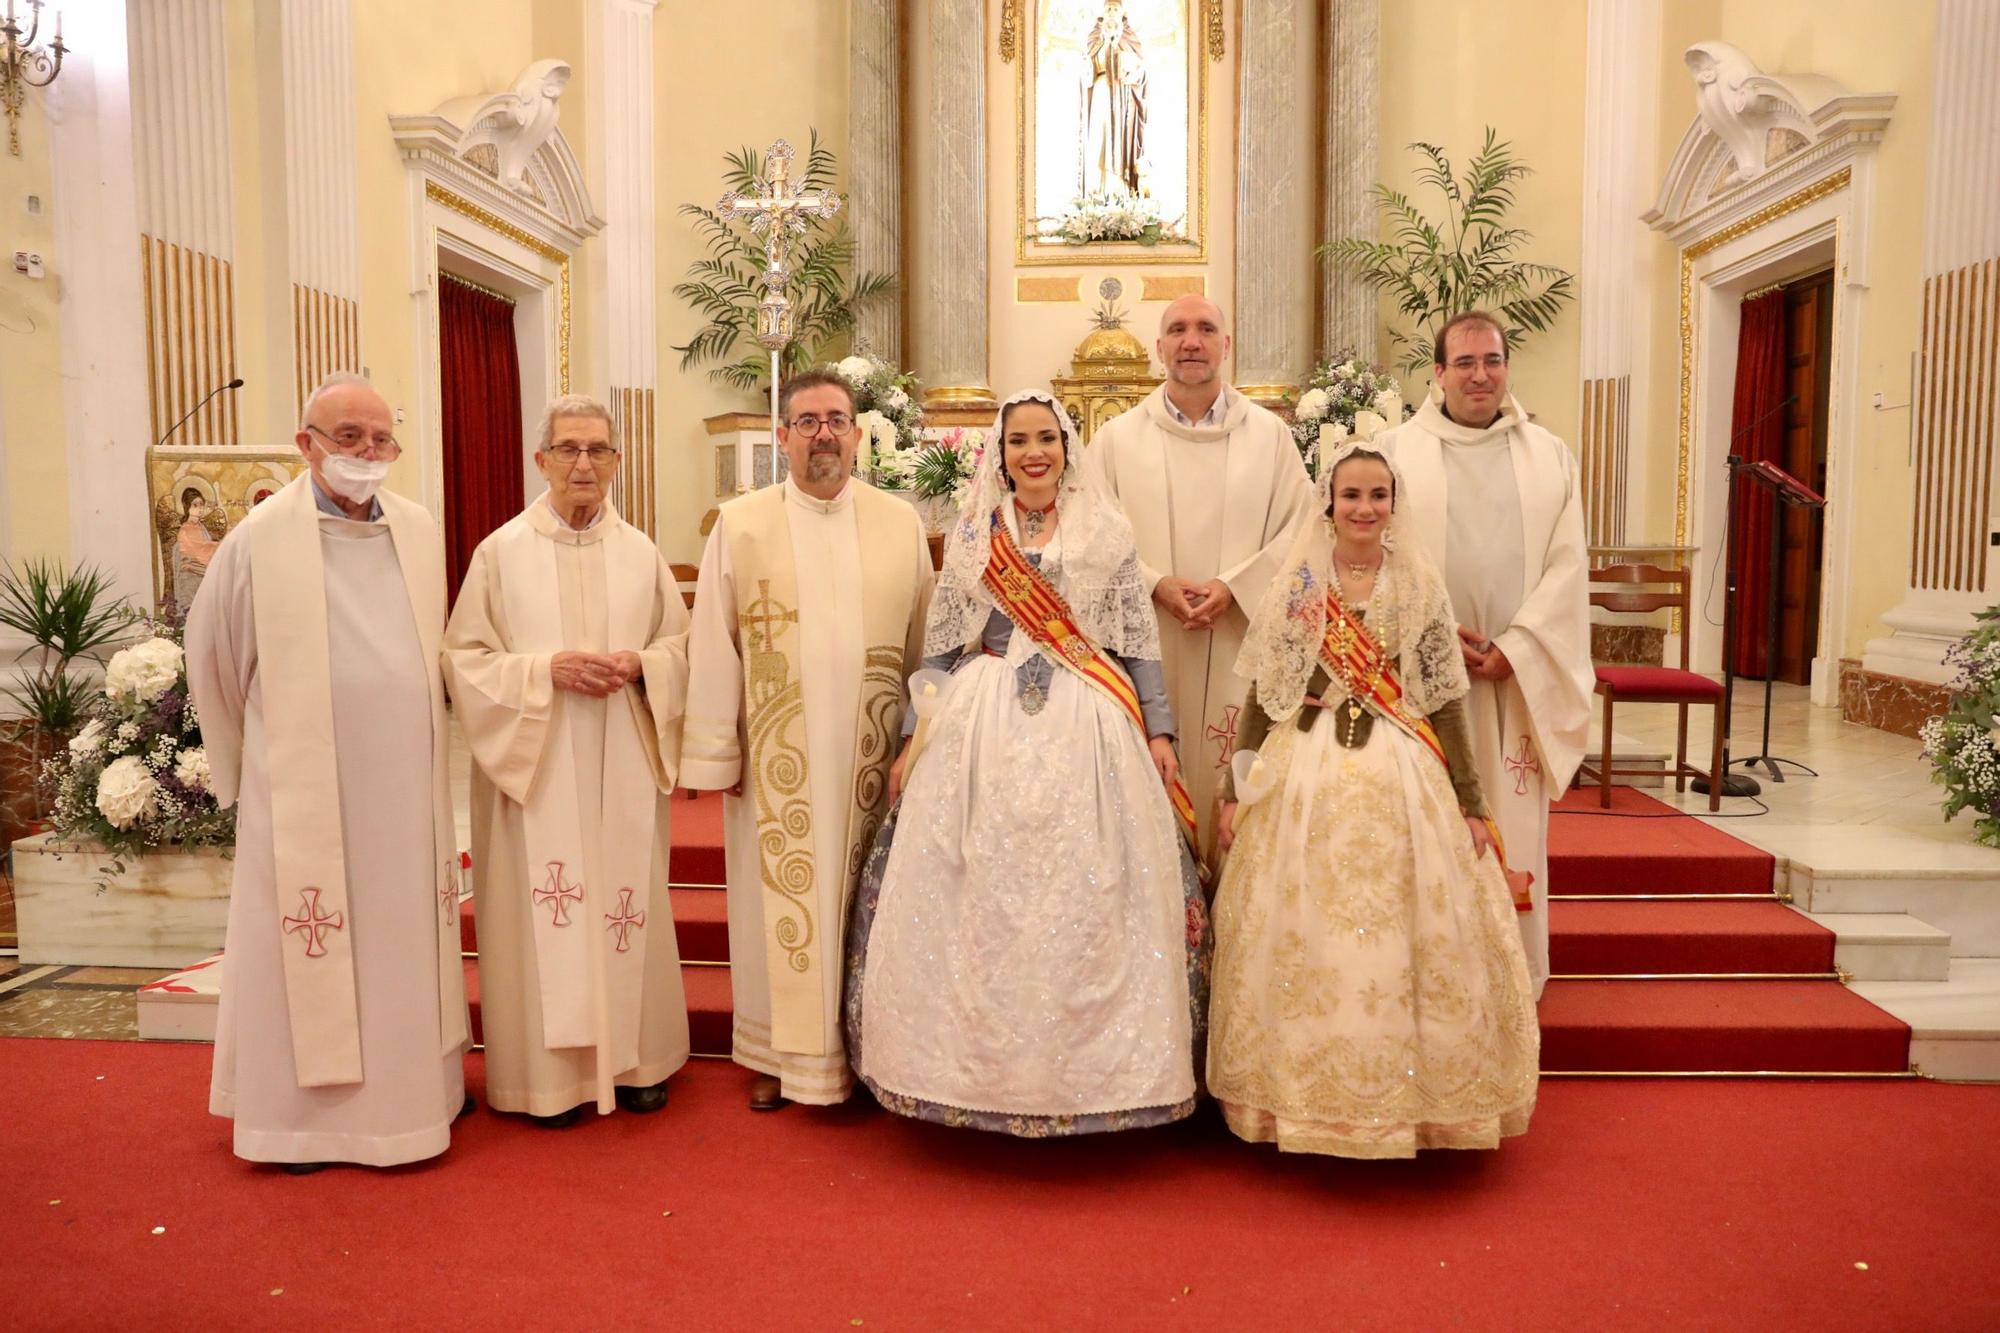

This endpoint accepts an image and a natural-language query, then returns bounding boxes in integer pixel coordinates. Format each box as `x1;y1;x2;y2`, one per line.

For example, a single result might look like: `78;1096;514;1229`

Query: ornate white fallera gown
845;530;1208;1135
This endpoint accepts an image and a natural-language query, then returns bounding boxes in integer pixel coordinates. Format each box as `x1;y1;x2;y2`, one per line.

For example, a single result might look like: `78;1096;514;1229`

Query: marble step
1798;910;1953;982
1849;959;2000;1082
1774;829;2000;956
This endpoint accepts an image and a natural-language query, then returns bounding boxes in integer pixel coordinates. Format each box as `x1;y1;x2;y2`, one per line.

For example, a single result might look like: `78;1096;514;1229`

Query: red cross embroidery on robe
1207;704;1240;770
1505;735;1541;796
605;887;646;953
282;887;345;959
440;860;461;927
533;861;583;928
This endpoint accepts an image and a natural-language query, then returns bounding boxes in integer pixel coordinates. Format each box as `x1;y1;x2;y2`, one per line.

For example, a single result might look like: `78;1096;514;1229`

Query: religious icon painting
145;445;307;615
1014;0;1211;265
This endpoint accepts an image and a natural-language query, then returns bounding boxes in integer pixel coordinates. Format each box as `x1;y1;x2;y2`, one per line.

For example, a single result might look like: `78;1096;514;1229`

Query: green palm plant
0;559;136;736
672;131;896;392
1318;128;1576;375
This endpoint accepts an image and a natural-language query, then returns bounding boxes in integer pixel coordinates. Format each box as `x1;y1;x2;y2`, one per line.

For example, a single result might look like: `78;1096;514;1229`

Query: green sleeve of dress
1429;696;1489;820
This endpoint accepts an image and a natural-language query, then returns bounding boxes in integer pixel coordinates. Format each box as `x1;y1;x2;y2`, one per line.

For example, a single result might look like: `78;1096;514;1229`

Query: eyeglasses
545;444;620;465
308;423;403;460
1446;355;1507;374
787;412;854;436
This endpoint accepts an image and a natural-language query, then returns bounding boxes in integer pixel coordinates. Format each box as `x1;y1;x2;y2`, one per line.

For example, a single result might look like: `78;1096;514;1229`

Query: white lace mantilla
925;388;1160;661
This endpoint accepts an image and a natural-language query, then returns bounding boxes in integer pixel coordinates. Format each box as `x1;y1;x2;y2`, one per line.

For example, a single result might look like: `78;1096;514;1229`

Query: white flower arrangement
105;637;183;704
825;352;926;488
1041;192;1188;247
173;745;210;794
1920;608;2000;846
1289;354;1410;477
94;754;157;830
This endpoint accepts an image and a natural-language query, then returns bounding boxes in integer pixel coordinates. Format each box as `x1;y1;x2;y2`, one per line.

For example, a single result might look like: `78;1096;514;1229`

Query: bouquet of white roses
1044;192;1187;247
41;620;233;856
830;352;926;488
1288;354;1409;477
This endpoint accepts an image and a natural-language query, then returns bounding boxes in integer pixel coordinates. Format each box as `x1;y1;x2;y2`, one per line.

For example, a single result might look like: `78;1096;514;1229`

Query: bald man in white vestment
1373;313;1594;997
1082;296;1319;854
187;374;468;1171
445;395;692;1127
682;370;933;1111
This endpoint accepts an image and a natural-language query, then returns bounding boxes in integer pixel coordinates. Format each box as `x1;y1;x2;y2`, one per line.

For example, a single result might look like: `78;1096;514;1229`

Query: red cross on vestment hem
605;887;646;953
282;887;345;959
533;861;584;927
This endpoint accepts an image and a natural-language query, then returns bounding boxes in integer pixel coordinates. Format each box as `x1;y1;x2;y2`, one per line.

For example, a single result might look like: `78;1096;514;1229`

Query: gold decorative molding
1673;167;1850;550
1016;275;1080;302
1140;274;1206;302
1912;257;2000;594
424;179;573;392
613;385;657;539
140;236;239;446
1580;374;1629;546
1205;0;1225;60
291;284;360;423
999;0;1020;62
923;385;1000;411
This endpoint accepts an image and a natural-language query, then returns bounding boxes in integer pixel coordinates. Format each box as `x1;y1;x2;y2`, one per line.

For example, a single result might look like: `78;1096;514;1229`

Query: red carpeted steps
1541;787;1910;1073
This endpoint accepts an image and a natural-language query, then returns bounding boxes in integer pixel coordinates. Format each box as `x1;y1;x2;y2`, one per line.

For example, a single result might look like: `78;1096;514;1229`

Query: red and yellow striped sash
982;511;1201;853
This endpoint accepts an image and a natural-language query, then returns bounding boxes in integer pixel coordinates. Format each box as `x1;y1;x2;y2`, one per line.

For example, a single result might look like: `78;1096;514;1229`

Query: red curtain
1728;291;1787;678
440;274;523;605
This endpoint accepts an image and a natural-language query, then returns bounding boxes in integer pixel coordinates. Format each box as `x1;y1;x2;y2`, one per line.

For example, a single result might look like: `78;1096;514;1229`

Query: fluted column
1234;0;1317;400
588;0;661;535
1864;0;2000;685
1320;0;1378;363
1575;0;1660;546
911;0;991;409
848;0;902;364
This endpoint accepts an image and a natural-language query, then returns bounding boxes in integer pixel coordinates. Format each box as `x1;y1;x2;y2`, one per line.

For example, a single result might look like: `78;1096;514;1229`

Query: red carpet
5;1039;1997;1329
1538;980;1912;1073
666;789;725;886
1547;901;1835;974
1548;785;1776;895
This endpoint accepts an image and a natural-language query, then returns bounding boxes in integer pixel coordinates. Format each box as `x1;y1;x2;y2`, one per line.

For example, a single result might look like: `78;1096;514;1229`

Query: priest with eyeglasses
444;394;694;1126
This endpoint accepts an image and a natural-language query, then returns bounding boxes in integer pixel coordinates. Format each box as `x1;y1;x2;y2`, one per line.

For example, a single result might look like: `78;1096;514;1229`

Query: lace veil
925;389;1161;661
1234;438;1468;722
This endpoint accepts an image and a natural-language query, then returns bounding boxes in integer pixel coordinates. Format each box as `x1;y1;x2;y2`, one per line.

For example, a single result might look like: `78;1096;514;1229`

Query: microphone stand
154;377;244;448
1735;458;1825;783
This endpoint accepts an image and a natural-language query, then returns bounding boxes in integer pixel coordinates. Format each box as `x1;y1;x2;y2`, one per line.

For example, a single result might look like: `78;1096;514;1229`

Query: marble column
1320;0;1378;364
1863;0;2000;685
1575;0;1660;546
1235;0;1318;400
910;0;992;409
848;0;902;364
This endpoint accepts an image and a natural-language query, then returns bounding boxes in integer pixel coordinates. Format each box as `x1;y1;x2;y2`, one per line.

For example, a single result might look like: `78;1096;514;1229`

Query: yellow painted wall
1637;1;1936;659
1375;0;1590;446
0;89;70;563
653;0;850;563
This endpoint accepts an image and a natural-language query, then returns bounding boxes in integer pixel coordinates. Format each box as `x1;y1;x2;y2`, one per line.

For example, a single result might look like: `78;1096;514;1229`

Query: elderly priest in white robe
1083;295;1319;853
1374;312;1594;997
682;369;933;1111
444;394;692;1126
187;372;468;1172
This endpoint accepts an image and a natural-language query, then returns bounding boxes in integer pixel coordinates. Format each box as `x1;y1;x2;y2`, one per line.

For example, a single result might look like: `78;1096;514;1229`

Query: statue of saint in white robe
187;476;468;1166
681;478;933;1104
444;497;692;1117
1376;391;1595;996
1083;384;1319;853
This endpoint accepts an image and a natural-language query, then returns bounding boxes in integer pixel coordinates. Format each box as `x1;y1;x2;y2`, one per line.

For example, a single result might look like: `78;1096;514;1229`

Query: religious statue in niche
1082;0;1149;197
146;447;305;614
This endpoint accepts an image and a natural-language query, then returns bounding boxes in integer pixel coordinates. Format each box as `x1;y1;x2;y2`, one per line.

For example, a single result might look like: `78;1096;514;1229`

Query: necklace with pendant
1016;497;1056;539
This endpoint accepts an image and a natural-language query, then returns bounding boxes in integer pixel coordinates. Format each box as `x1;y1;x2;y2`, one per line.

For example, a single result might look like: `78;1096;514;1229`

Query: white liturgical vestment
1084;385;1318;853
187;475;467;1166
1377;391;1594;995
444;497;692;1117
681;478;932;1104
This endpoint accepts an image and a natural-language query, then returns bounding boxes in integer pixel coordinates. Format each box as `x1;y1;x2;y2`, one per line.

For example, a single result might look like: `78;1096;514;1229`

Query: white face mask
319;451;392;504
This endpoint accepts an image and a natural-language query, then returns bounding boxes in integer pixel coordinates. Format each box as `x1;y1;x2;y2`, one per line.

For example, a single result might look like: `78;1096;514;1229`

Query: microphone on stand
155;377;245;448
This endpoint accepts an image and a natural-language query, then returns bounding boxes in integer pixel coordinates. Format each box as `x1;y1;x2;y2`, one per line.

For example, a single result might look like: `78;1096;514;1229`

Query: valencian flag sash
982;511;1203;859
1318;590;1534;912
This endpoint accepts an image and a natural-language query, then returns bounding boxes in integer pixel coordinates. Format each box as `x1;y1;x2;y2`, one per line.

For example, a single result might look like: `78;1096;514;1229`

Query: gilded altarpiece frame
145;447;307;612
1014;0;1212;266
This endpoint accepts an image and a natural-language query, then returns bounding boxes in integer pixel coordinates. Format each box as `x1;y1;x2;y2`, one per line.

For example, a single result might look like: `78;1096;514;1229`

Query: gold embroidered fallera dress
1207;585;1539;1159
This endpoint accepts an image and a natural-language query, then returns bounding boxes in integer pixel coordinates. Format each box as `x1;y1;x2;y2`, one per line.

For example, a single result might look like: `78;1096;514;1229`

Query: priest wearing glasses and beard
1082;295;1320;858
682;370;934;1111
444;394;693;1127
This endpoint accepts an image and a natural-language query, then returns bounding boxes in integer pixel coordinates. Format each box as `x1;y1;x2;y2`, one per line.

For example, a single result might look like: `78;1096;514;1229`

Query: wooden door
1775;273;1832;685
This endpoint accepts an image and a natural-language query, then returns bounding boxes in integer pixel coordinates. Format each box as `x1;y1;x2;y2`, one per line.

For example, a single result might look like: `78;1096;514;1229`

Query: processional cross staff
716;139;843;493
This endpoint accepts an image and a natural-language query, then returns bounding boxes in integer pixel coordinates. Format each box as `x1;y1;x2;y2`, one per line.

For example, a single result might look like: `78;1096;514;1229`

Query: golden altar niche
1052;322;1162;444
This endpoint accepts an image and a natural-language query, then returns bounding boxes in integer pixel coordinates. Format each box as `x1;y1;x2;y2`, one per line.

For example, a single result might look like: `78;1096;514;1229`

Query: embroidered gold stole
723;484;918;1054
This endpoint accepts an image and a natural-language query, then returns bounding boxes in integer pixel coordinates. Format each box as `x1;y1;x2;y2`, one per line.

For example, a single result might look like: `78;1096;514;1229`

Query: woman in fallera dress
1207;440;1538;1158
844;389;1210;1136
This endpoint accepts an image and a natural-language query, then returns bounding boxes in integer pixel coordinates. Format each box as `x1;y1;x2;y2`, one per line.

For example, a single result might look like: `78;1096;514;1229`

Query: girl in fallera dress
844;389;1210;1136
1207;440;1539;1158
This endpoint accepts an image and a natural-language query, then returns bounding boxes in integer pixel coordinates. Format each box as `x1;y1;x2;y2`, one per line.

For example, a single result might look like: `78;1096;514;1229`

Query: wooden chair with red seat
670;562;699;610
1576;563;1725;812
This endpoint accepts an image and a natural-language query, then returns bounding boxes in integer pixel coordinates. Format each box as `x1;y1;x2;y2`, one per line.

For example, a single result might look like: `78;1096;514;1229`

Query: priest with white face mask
1372;312;1594;997
1082;295;1319;856
444;395;693;1126
187;372;469;1171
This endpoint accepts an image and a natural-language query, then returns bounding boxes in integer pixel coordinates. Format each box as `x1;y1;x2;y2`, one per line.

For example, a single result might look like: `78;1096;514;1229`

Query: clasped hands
1457;624;1514;682
1153;576;1233;631
551;649;643;698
